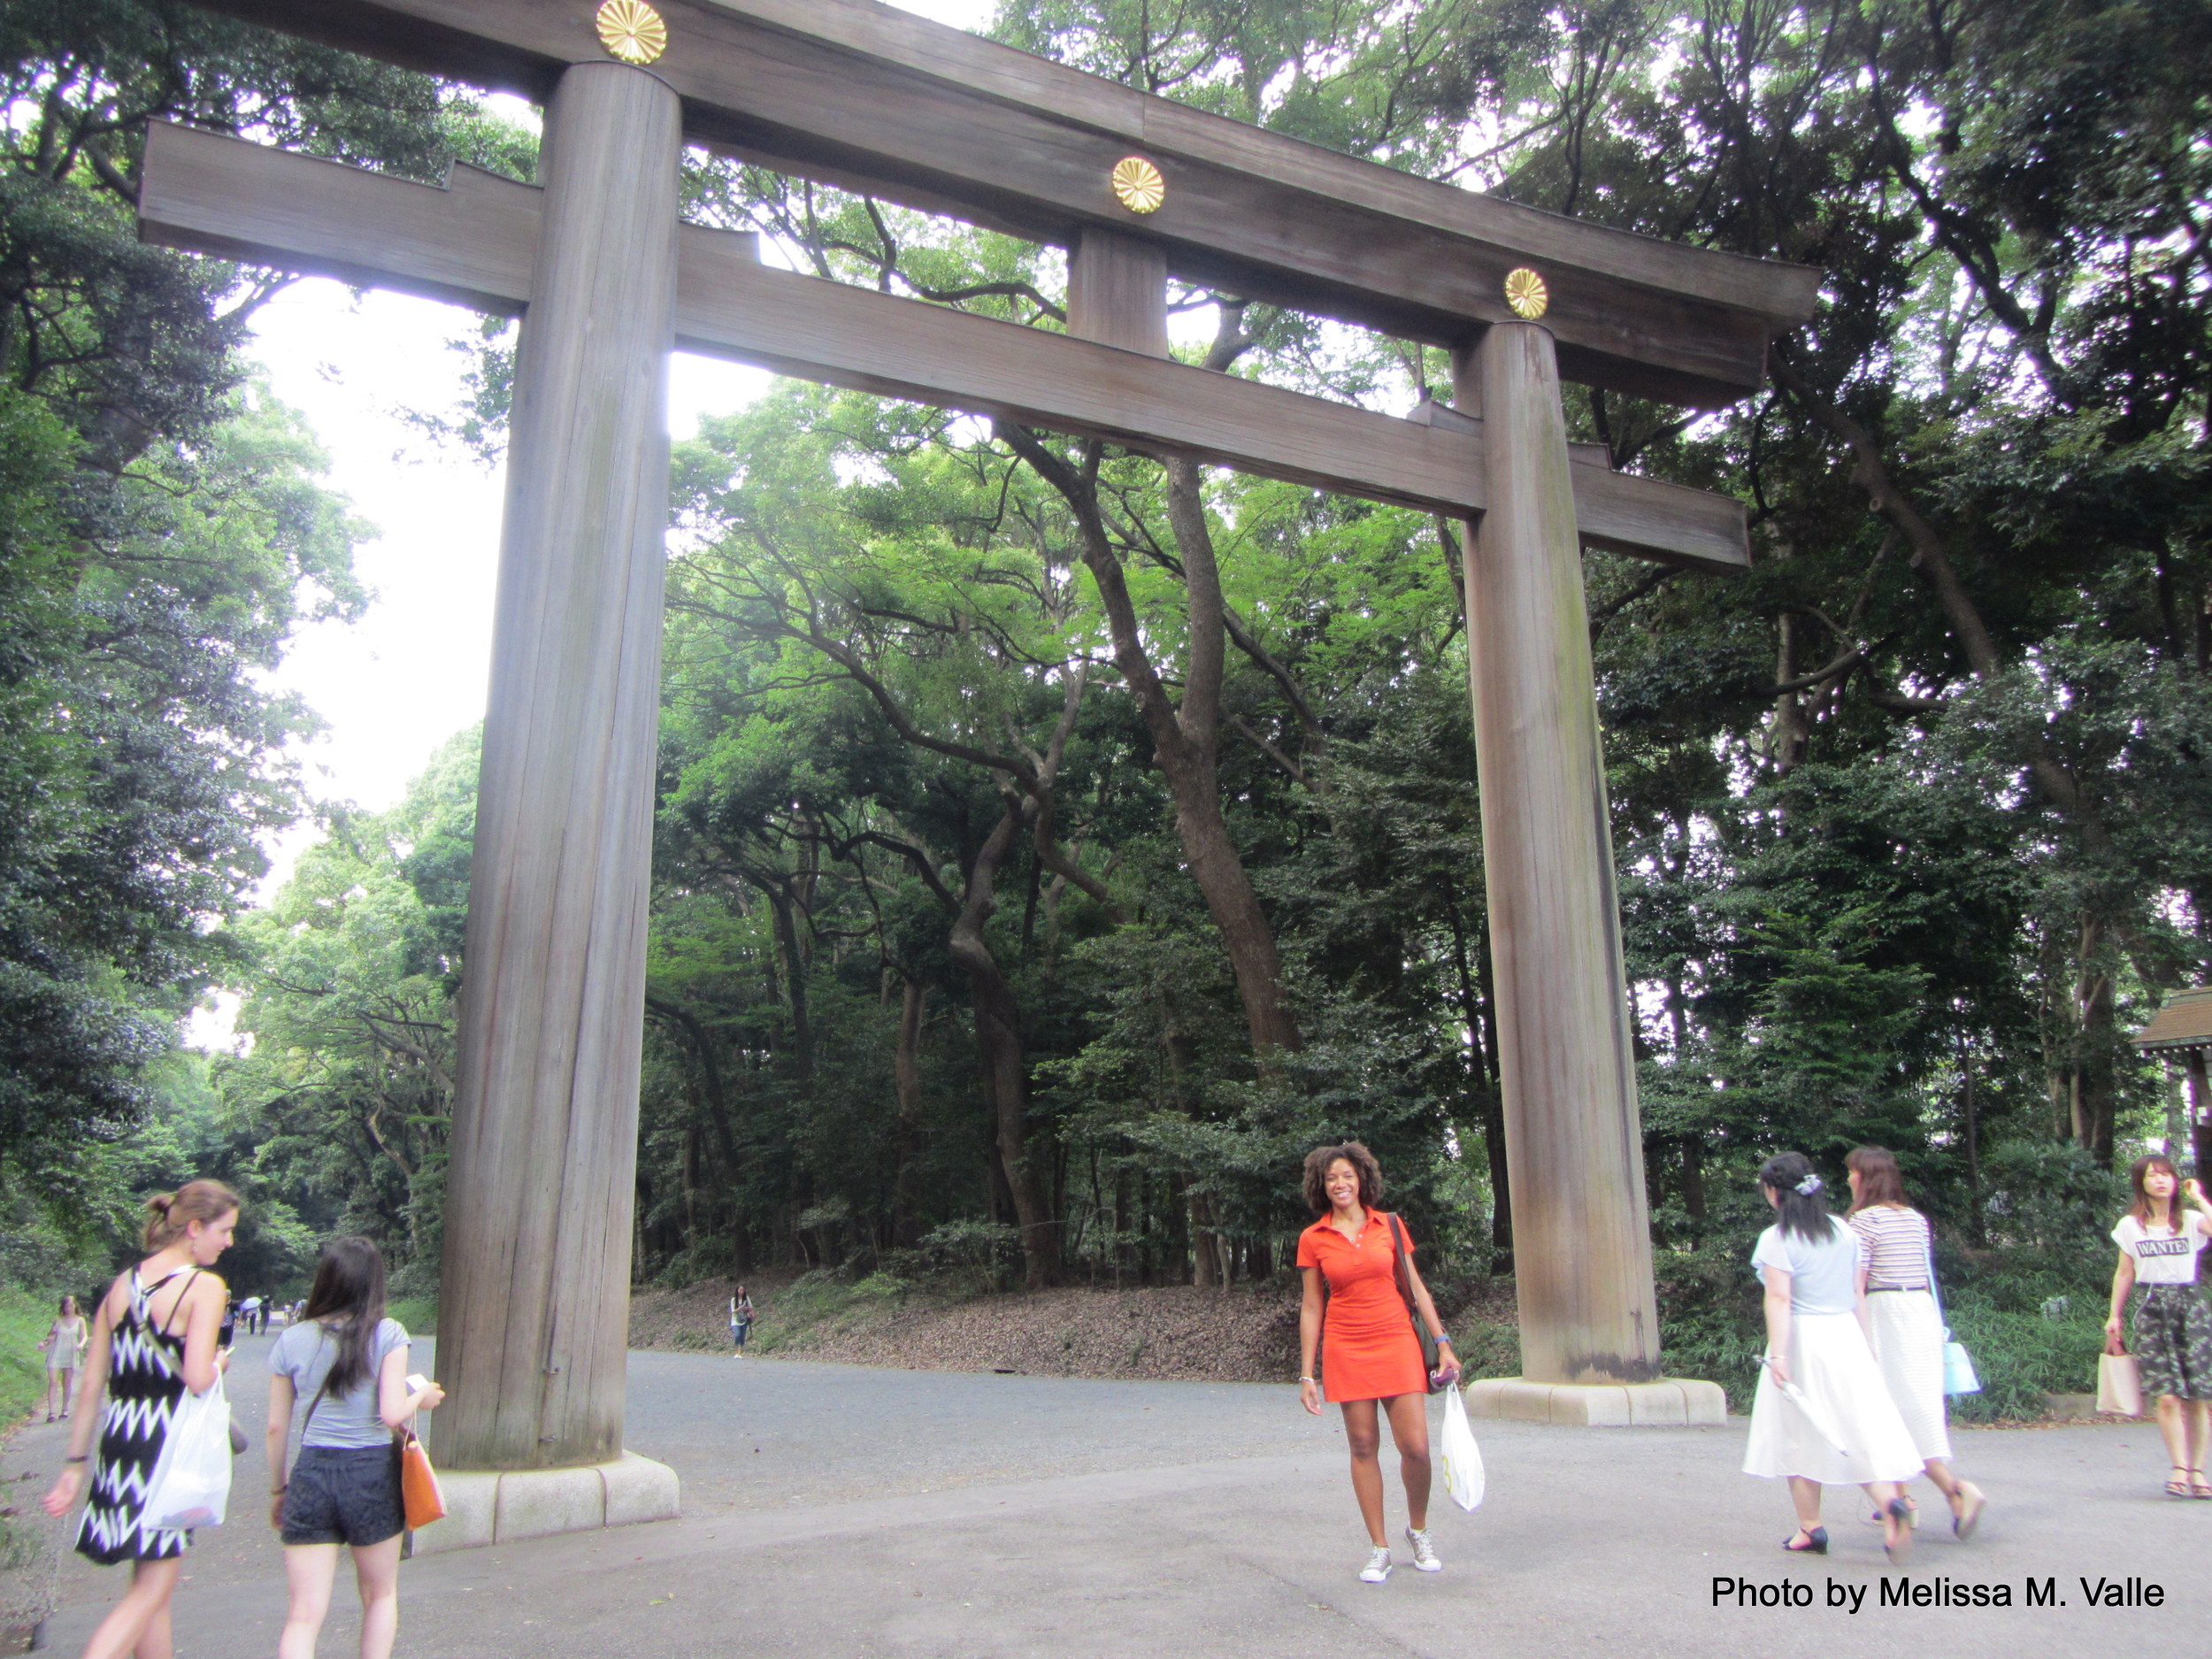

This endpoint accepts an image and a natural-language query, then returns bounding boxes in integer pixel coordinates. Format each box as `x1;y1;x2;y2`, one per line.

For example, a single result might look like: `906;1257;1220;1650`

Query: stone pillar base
410;1452;680;1556
1463;1376;1727;1427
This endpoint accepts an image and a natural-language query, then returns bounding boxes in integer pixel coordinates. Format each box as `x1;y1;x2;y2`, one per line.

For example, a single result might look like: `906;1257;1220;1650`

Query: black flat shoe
1783;1526;1828;1555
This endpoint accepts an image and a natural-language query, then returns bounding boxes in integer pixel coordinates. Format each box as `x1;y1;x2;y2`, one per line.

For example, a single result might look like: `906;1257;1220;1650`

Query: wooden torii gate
151;0;1816;1541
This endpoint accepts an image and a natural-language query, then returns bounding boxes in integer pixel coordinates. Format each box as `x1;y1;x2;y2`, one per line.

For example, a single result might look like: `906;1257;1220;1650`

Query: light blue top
1751;1217;1862;1316
270;1317;411;1448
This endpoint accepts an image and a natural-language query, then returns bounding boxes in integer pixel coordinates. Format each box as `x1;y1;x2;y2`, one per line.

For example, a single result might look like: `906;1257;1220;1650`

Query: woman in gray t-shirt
266;1238;442;1659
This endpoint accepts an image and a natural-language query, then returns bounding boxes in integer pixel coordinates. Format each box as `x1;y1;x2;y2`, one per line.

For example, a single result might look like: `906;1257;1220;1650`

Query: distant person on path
2104;1156;2212;1498
242;1294;263;1335
219;1296;239;1353
1295;1141;1459;1584
38;1294;88;1422
1743;1152;1920;1564
42;1179;240;1659
1845;1145;1986;1538
267;1236;444;1659
729;1285;755;1356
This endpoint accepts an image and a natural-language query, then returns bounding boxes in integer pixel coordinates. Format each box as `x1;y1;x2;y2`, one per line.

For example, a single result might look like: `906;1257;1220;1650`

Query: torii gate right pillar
1455;322;1723;1426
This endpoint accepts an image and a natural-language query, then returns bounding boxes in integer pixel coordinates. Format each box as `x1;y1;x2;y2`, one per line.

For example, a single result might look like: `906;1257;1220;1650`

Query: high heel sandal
2165;1464;2192;1499
1883;1499;1913;1566
2190;1468;2212;1501
1783;1526;1828;1555
1950;1481;1986;1539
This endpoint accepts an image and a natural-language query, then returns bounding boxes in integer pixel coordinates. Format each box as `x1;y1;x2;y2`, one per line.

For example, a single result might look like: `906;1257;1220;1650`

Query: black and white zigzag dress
75;1268;196;1564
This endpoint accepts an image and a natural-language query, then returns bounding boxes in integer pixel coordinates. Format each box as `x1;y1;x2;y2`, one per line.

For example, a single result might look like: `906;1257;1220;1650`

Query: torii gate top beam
190;0;1817;407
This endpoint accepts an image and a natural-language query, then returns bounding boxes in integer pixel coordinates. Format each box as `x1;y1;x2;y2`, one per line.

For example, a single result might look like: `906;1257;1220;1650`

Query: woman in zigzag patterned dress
76;1267;199;1565
45;1179;239;1659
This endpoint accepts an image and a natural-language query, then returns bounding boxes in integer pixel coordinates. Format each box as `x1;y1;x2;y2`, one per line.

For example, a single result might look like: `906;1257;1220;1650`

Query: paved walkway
18;1333;2208;1656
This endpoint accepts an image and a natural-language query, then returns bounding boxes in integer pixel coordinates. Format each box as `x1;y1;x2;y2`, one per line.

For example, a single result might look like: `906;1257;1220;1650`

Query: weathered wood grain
140;125;1750;573
139;122;534;316
432;61;679;1472
1066;228;1167;358
180;0;1815;403
1457;323;1663;1386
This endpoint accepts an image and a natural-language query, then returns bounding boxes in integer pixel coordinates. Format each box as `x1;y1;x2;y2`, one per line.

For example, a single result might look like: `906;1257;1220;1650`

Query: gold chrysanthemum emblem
1110;157;1165;214
1504;266;1548;319
595;0;667;65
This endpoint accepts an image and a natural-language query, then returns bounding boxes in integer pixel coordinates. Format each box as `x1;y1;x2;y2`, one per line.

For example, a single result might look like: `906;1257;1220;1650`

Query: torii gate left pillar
426;57;683;1547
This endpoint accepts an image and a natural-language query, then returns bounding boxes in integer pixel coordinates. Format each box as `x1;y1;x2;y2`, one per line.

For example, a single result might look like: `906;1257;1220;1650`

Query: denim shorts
280;1444;403;1547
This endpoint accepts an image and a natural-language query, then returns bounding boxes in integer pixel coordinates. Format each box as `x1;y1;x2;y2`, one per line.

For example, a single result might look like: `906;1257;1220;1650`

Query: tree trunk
2075;918;2117;1167
891;975;926;1248
764;883;814;1083
999;424;1302;1064
2187;1050;2211;1180
1441;882;1511;1268
1769;611;1810;772
1676;1136;1706;1231
1958;1030;1984;1243
645;996;751;1273
950;798;1062;1288
1188;1186;1225;1288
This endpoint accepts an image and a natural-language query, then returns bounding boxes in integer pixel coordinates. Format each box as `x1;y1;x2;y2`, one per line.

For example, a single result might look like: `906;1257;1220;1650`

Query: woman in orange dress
1296;1141;1459;1583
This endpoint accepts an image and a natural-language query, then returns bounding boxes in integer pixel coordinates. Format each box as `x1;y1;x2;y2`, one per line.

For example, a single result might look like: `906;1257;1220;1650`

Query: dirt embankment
626;1271;1517;1385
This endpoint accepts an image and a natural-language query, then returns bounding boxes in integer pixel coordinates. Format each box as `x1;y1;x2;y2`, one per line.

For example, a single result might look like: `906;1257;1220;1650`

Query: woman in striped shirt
1845;1146;1985;1539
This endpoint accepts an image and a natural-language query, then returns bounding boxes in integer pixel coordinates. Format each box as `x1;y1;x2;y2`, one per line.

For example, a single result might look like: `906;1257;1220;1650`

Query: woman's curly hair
1302;1141;1384;1215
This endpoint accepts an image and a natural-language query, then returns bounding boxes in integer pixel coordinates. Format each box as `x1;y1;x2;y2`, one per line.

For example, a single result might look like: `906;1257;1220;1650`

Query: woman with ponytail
266;1236;442;1659
1741;1153;1922;1564
1846;1145;1985;1535
42;1180;240;1659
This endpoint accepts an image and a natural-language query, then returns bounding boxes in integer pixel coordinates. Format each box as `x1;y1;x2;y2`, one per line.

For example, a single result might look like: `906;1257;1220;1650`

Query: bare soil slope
627;1272;1516;1385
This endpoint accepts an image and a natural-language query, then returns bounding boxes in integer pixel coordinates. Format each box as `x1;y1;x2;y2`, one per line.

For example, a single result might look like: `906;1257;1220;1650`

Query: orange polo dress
1297;1209;1426;1402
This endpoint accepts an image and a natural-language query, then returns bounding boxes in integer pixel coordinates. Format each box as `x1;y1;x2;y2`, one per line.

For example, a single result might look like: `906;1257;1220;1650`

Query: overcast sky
242;0;997;894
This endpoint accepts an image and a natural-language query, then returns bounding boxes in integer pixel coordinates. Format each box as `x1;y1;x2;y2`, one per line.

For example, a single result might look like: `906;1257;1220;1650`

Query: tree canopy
4;2;2207;1403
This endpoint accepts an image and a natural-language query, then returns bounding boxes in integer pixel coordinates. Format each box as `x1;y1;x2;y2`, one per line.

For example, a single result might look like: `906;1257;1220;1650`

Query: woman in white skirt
1846;1146;1986;1536
1743;1152;1923;1564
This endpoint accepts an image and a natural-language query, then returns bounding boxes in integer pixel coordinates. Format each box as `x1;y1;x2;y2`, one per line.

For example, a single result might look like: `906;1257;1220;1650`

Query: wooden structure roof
2135;988;2212;1055
187;0;1819;407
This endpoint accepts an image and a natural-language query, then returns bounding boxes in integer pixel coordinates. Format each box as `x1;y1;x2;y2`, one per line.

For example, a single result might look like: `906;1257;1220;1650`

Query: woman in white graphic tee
2105;1156;2212;1497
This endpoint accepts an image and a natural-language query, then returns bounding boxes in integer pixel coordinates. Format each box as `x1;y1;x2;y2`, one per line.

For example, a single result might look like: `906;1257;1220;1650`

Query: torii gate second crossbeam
149;0;1817;1548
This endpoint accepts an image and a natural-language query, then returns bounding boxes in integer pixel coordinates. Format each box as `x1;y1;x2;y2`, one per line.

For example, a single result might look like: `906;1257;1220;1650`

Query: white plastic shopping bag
1437;1384;1485;1513
139;1373;233;1531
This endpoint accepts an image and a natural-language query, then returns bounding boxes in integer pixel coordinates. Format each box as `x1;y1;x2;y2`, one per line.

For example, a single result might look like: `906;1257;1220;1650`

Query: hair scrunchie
1794;1174;1823;1196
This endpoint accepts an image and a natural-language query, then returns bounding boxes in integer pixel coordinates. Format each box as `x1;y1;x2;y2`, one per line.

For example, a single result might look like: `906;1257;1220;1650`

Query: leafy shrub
1943;1296;2106;1421
1658;1247;1767;1409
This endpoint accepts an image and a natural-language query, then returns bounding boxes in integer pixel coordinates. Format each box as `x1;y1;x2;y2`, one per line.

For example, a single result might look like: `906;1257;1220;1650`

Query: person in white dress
1742;1152;1922;1563
1845;1145;1986;1537
37;1294;88;1422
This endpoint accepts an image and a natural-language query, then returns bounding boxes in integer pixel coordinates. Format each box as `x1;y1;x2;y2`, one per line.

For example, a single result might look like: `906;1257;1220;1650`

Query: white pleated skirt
1864;1289;1951;1462
1743;1311;1924;1485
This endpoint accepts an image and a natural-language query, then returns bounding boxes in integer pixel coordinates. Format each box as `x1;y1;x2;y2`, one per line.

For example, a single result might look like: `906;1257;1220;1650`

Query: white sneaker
1403;1525;1441;1571
1358;1547;1393;1584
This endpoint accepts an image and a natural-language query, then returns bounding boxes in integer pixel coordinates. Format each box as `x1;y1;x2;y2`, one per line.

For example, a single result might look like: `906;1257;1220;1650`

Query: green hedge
0;1286;58;1425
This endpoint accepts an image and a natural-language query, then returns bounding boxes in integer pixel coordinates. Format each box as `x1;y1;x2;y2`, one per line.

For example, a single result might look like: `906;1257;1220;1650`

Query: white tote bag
138;1372;233;1531
1437;1385;1485;1513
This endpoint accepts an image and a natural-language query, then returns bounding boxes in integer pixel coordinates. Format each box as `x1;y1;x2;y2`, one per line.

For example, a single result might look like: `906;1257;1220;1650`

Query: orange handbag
396;1429;446;1528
